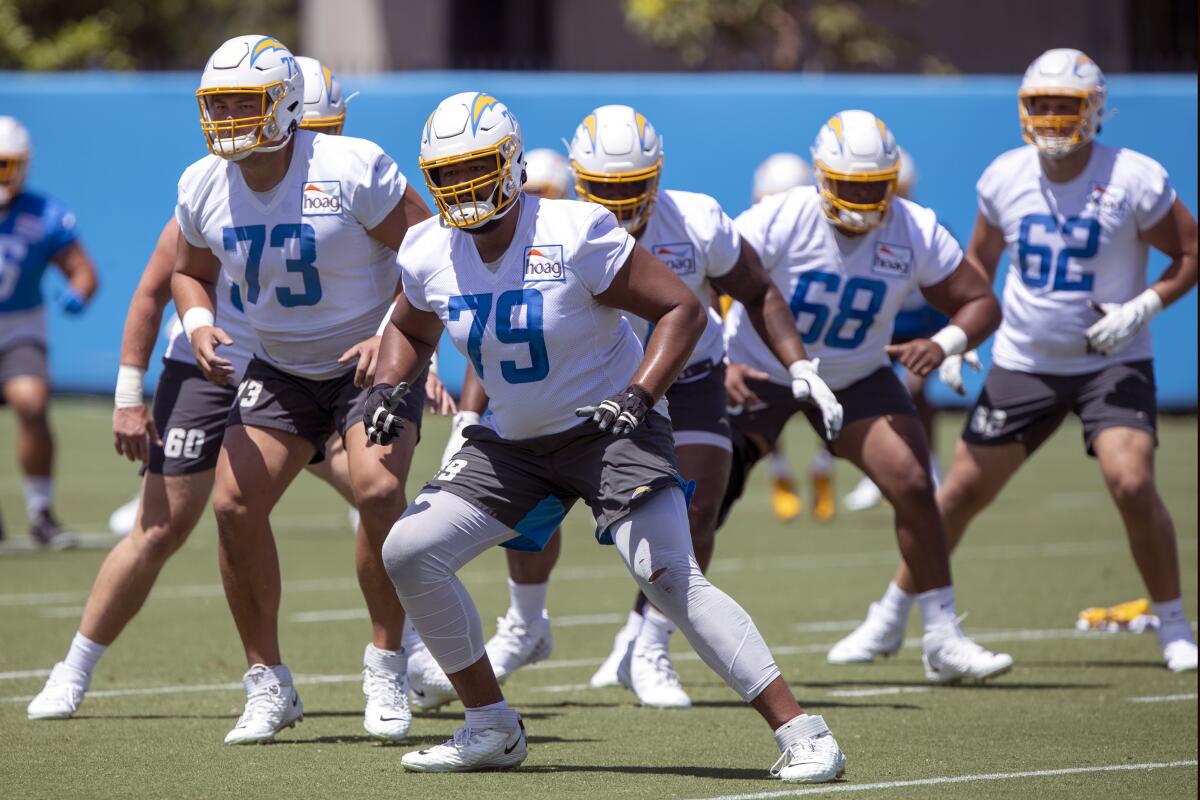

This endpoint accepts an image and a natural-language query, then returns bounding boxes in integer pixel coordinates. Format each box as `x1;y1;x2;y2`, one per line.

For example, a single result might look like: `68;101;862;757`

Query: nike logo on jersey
871;242;913;277
524;244;565;282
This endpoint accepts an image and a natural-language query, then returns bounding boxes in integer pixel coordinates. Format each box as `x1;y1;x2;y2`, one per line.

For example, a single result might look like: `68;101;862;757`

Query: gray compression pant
381;486;781;702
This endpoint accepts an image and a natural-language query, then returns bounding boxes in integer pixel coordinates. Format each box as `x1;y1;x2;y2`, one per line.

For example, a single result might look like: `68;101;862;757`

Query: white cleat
485;610;553;683
623;643;691;708
843;475;883;512
363;664;412;741
27;663;88;720
1163;639;1198;672
590;618;639;689
827;603;906;665
401;715;527;772
770;715;846;784
407;648;458;711
922;625;1013;684
107;495;139;538
223;665;303;745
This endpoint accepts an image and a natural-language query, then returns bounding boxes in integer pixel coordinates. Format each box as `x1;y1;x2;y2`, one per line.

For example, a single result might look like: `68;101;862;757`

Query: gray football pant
381;486;782;702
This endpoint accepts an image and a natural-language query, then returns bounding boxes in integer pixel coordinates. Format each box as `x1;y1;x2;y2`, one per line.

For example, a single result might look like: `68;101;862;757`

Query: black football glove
575;384;654;436
363;382;410;445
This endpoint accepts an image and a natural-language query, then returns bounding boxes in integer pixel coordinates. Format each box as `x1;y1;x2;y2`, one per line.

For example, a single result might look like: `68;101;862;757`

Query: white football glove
789;359;843;441
441;410;480;468
938;350;982;396
1085;289;1163;356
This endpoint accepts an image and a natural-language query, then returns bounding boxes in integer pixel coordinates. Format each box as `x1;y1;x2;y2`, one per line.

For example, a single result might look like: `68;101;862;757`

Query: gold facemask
571;159;662;233
813;162;900;233
196;84;287;159
299;112;345;136
420;136;520;229
1018;90;1098;153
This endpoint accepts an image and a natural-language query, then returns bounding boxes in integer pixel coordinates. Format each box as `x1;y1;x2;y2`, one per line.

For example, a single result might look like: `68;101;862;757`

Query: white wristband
1134;288;1164;318
181;307;215;341
788;359;816;380
930;324;968;357
114;365;146;408
376;300;398;336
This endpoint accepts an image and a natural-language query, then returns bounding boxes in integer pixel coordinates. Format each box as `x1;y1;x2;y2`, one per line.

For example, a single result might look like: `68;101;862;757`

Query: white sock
24;477;52;518
507;578;549;625
878;581;916;624
769;451;792;480
363;642;407;674
1153;598;1194;646
635;606;675;651
464;698;517;730
774;713;830;751
810;448;833;476
621;609;644;638
916;585;959;633
63;632;107;682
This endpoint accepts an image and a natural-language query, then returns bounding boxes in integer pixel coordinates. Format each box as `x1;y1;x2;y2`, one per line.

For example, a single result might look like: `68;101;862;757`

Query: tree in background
0;0;297;71
622;0;954;72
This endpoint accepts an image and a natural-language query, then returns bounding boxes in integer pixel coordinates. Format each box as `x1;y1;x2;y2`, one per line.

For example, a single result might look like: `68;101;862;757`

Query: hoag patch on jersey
524;245;565;282
652;242;697;275
302;181;343;216
871;242;913;278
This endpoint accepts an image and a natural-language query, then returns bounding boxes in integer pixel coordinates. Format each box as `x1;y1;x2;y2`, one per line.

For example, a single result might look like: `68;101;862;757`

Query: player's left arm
890;256;1001;377
595;243;707;400
1086;198;1197;355
50;241;99;315
365;185;433;252
363;294;444;445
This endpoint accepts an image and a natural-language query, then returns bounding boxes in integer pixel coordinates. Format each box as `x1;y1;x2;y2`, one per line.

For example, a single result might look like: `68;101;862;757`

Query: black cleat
28;511;79;550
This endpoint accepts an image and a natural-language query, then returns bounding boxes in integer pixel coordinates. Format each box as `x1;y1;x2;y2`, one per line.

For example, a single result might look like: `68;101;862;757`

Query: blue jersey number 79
448;288;550;384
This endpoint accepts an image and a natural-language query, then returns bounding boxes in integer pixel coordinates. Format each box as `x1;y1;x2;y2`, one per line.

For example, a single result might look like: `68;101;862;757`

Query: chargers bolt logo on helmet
196;35;304;161
419;92;527;230
1019;48;1107;159
296;56;354;135
568;104;663;234
0;116;31;206
811;110;900;234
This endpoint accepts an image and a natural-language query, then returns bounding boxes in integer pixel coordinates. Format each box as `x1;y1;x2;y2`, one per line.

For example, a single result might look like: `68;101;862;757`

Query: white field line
793;621;865;633
1129;692;1197;703
0;669;50;681
826;686;930;698
5;536;1196;610
290;609;624;626
687;760;1199;800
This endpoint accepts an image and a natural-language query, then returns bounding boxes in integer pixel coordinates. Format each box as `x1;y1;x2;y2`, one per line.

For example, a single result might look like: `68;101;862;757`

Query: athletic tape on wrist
181;307;215;340
114;365;146;408
930;325;968;357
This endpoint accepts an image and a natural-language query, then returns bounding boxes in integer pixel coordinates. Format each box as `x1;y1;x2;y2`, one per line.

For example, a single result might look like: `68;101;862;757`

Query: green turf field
1;399;1196;799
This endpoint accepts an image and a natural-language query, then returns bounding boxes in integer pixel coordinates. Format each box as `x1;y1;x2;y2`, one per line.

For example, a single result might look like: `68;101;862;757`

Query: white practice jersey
979;143;1176;375
401;196;653;440
727;187;961;391
624;189;741;367
176;130;406;380
163;271;259;383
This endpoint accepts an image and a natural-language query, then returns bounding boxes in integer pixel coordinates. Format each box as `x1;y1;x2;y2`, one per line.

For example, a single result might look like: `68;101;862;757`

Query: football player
0;116;99;548
170;37;434;745
722;110;1014;683
367;91;846;781
25;55;442;732
842;148;981;512
830;50;1198;672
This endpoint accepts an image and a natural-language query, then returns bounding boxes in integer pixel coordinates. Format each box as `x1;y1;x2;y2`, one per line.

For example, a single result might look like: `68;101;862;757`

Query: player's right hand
363;382;411;445
112;404;161;463
190;325;236;386
789;358;844;441
724;361;769;412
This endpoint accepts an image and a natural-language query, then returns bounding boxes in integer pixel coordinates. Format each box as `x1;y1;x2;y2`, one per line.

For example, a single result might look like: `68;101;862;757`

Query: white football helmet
524;148;572;199
896;147;917;200
1019;48;1107;158
296;56;353;135
0;116;31;205
810;110;900;233
752;152;814;204
196;35;304;161
567;104;663;233
419;92;526;229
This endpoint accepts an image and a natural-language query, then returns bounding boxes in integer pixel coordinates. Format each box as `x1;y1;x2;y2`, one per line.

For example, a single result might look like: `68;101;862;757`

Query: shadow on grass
518;763;807;781
276;733;596;747
691;699;923;711
797;679;1108;691
1014;658;1167;670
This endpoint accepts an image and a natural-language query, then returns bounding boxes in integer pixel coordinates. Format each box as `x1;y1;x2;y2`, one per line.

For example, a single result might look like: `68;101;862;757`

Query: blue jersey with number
726;187;961;391
175;130;406;379
400;195;649;440
978;143;1175;375
0;192;78;314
